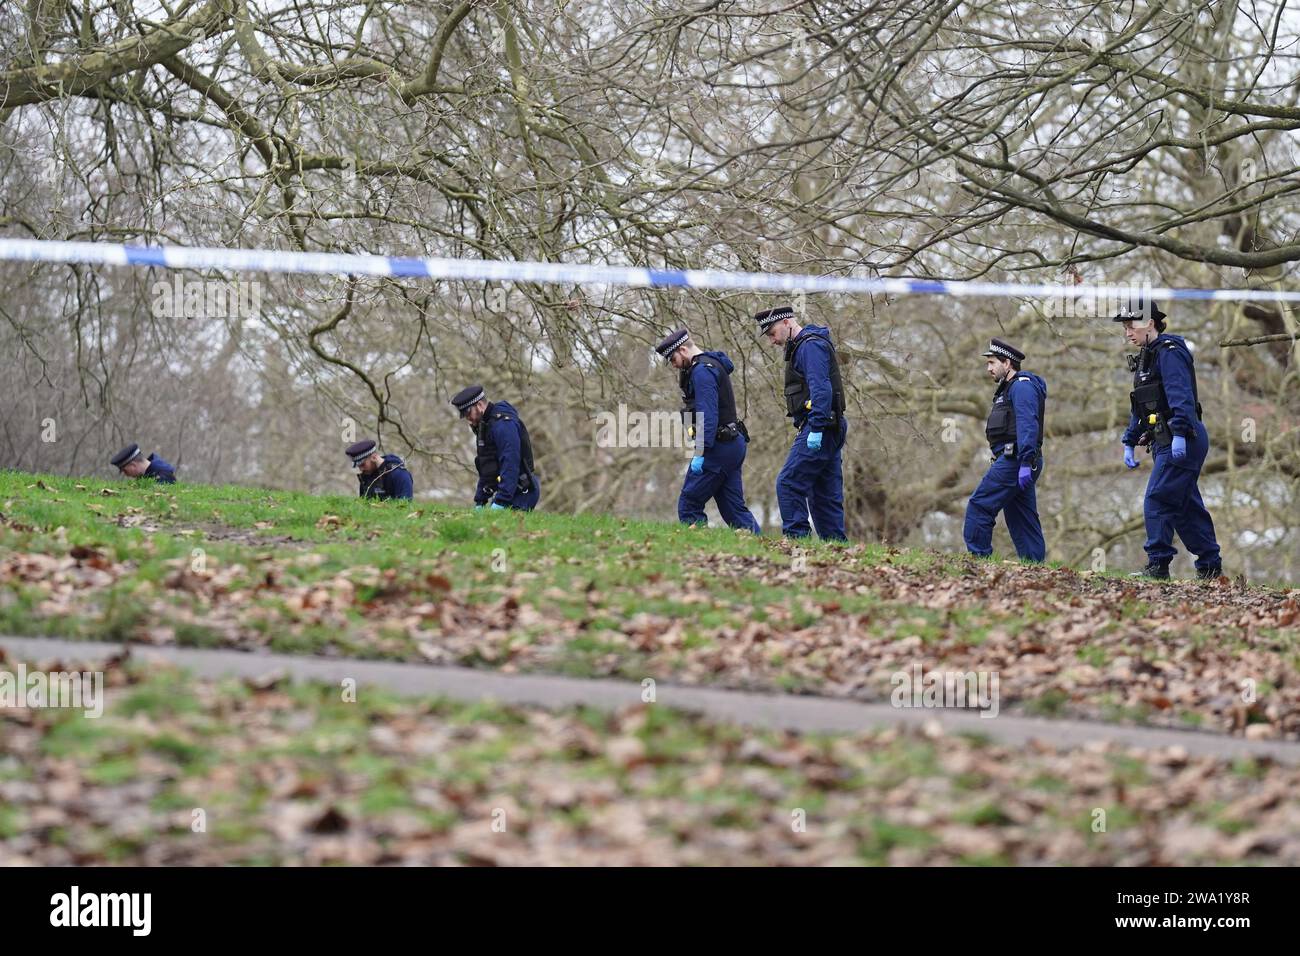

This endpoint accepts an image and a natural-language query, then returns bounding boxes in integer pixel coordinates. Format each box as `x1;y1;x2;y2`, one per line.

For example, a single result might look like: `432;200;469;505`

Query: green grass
0;467;775;599
1024;689;1070;717
2;467;1296;736
0;468;1045;665
1076;644;1109;667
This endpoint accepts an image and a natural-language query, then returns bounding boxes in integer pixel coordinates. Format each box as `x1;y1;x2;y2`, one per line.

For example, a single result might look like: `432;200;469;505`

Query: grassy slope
3;471;1300;864
0;469;976;663
1;469;1298;735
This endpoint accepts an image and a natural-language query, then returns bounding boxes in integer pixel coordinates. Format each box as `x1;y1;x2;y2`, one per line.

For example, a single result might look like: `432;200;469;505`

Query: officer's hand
1123;445;1138;469
473;504;485;511
806;431;823;451
690;455;705;474
490;502;507;511
1017;464;1032;490
1171;435;1187;460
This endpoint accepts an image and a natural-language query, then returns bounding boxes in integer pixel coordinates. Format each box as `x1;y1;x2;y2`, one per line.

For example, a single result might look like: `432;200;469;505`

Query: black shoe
1196;564;1223;581
1130;562;1170;580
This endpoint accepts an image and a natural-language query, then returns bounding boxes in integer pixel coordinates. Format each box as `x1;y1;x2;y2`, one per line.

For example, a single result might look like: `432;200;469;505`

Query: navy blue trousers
503;478;540;512
678;436;761;533
1143;423;1220;570
963;455;1045;562
776;420;847;541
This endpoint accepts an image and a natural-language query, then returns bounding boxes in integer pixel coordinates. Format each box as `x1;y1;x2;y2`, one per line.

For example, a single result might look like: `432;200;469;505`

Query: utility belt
479;470;533;497
716;420;748;443
790;402;844;428
684;416;749;444
991;442;1040;464
1131;382;1203;449
1136;414;1173;449
1137;407;1202;449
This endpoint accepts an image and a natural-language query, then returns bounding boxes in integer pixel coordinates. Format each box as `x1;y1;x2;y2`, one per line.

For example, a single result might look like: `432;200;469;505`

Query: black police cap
981;338;1025;363
450;384;486;417
754;305;795;333
110;443;143;469
654;328;690;361
345;439;378;465
1111;298;1166;324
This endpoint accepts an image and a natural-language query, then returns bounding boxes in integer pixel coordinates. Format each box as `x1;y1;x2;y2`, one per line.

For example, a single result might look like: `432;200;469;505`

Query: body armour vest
475;405;535;494
679;354;739;432
1129;337;1201;448
783;335;846;421
985;372;1045;458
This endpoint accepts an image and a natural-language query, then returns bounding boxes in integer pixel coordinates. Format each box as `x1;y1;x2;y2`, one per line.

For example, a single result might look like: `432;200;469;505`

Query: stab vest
475;404;535;494
783;334;845;422
1129;337;1201;447
679;354;738;433
985;373;1044;458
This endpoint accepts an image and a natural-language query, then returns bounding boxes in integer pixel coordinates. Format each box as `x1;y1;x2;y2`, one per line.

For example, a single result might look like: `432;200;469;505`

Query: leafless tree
1;1;1295;579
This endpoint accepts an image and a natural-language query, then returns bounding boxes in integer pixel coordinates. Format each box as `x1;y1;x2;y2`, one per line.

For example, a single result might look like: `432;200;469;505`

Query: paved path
4;634;1299;764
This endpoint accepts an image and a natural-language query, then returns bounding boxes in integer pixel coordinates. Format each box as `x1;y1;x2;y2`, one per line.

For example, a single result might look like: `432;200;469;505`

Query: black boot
1130;561;1170;580
1196;563;1223;581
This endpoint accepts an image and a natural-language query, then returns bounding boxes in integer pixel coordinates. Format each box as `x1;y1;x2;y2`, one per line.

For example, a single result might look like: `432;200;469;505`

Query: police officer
344;439;413;500
756;305;848;541
450;385;539;511
1115;300;1222;580
655;328;761;533
110;443;177;484
963;339;1048;562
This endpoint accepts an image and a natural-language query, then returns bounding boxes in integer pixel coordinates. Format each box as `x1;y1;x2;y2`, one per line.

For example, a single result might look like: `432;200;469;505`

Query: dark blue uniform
1123;334;1220;573
358;453;413;500
143;454;177;484
776;325;847;540
474;400;539;510
678;350;760;533
964;371;1047;562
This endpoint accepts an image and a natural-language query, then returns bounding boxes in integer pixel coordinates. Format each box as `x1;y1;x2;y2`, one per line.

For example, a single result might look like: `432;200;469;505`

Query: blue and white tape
2;237;1300;304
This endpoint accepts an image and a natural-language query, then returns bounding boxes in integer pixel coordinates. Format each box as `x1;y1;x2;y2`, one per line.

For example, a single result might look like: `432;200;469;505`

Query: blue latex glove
690;455;705;474
1017;464;1032;490
473;504;485;511
806;431;823;451
1124;446;1138;469
490;502;506;511
1171;435;1187;460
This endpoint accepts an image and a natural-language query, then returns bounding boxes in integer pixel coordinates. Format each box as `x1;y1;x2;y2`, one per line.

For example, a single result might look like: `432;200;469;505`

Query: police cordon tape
3;237;1300;304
